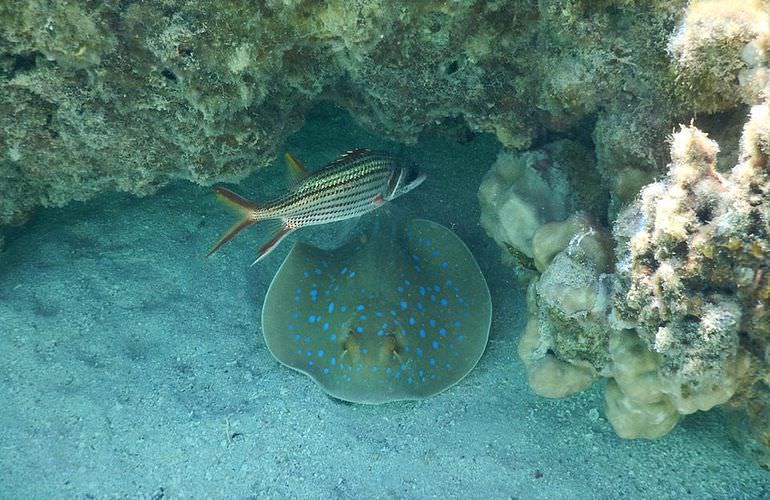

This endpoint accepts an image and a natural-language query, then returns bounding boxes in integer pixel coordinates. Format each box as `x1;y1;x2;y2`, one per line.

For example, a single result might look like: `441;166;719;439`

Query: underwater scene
1;1;770;498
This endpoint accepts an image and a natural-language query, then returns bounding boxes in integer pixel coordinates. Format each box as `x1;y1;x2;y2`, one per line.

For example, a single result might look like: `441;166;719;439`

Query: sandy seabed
1;108;768;499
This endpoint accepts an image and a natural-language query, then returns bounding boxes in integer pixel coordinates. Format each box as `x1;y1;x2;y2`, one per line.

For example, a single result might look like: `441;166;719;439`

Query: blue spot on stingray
331;357;336;366
288;324;294;331
341;305;348;313
453;320;461;328
431;250;440;257
417;302;424;311
377;330;385;336
397;286;404;293
360;315;367;321
404;279;411;286
429;319;436;328
317;350;324;357
294;296;300;302
356;326;363;333
375;311;384;317
306;351;312;357
323;368;329;374
440;261;449;268
446;279;453;286
308;314;316;324
414;265;421;273
416;347;423;357
294;334;301;342
439;328;447;336
328;302;335;313
419;286;426;296
292;312;300;319
433;285;441;292
430;294;436;302
340;267;348;275
440;298;448;306
361;348;368;354
321;260;329;268
429;358;436;367
425;239;431;247
322;322;329;331
458;335;465;341
349;271;356;278
330;334;337;341
432;340;439;349
314;268;322;275
356;304;365;311
419;329;426;338
408;317;415;326
399;301;408;310
386;367;392;375
407;377;414;384
412;254;419;262
303;271;309;277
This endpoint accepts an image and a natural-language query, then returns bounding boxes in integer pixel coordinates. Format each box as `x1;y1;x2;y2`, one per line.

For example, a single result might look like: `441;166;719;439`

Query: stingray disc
261;218;491;403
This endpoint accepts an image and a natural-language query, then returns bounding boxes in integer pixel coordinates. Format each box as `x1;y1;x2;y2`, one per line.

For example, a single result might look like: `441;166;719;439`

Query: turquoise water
1;103;767;498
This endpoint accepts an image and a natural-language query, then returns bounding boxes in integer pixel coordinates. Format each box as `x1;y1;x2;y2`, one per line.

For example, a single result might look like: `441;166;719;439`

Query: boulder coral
477;140;606;274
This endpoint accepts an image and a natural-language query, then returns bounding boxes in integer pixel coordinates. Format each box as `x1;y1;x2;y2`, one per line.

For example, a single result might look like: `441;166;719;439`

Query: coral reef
473;1;770;466
669;0;770;112
517;215;613;398
499;111;770;465
613;112;770;427
2;1;682;226
477;140;606;274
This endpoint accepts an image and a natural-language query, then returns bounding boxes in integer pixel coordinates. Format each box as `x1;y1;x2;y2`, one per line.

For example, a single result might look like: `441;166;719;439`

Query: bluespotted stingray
262;216;491;403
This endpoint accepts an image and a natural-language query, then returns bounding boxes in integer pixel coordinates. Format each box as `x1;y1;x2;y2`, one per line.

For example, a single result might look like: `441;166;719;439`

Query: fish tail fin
207;187;261;257
250;224;296;266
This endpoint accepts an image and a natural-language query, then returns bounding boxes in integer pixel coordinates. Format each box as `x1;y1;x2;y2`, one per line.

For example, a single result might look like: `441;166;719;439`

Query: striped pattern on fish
207;149;426;265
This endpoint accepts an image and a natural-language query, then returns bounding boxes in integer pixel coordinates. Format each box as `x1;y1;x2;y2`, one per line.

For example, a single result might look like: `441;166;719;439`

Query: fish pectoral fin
251;223;296;266
207;187;259;257
285;152;311;185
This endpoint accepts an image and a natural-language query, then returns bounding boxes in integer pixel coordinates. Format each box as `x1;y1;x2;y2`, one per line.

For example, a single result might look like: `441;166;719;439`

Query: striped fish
208;148;426;264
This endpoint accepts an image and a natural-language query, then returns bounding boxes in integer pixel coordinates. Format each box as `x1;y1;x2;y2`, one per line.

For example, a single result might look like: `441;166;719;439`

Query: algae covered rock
2;1;682;226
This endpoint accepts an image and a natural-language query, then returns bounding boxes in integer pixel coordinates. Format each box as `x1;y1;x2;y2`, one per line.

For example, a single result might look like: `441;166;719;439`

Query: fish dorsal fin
339;148;371;161
327;148;374;168
285;152;311;184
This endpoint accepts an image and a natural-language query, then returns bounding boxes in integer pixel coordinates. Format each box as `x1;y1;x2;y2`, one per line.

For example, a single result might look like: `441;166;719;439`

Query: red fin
207;187;259;256
251;224;296;266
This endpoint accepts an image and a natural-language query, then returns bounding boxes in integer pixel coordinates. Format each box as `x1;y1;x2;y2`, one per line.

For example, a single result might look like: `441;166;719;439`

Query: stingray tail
207;187;262;257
